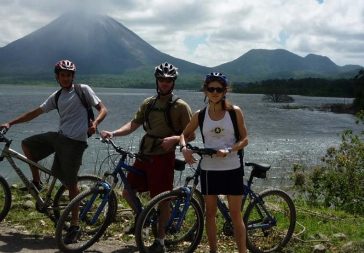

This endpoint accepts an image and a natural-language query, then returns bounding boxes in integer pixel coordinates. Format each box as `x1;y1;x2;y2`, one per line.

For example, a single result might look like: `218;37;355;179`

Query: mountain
0;12;362;85
0;11;209;77
216;49;362;81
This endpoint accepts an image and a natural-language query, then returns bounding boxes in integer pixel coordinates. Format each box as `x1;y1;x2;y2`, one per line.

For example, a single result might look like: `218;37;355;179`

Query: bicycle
135;144;296;253
0;127;100;226
55;137;155;253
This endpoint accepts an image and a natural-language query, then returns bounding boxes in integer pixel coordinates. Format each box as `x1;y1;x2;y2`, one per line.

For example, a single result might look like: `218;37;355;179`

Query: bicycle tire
53;175;101;222
0;175;11;222
135;189;204;253
244;189;296;253
55;185;117;253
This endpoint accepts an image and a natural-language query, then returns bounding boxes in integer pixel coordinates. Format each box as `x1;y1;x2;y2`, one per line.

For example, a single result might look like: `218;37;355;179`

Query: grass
1;186;364;253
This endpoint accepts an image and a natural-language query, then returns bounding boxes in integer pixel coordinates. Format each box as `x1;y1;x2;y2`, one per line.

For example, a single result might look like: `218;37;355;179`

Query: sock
157;238;165;245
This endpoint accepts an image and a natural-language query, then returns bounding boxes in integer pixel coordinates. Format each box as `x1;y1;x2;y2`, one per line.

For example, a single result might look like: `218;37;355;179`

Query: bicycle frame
79;139;146;222
0;135;60;210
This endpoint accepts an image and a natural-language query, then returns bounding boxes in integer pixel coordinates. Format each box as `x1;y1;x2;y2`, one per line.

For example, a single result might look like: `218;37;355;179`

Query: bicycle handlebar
186;144;217;156
97;137;143;160
0;127;10;144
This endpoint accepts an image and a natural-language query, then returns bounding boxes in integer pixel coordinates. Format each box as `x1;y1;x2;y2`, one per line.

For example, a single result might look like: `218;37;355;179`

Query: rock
333;233;347;240
23;200;34;209
312;244;326;253
341;240;364;253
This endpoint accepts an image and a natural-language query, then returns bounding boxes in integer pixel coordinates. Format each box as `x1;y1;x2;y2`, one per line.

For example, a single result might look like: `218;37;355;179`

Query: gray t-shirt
40;84;101;142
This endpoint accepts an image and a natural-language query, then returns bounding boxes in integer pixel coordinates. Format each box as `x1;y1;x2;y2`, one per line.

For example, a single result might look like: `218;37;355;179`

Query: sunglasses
157;77;174;83
206;87;225;93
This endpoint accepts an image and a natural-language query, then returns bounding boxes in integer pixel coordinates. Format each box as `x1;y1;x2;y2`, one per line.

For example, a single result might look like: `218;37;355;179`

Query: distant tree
262;79;294;102
353;69;364;112
263;93;294;103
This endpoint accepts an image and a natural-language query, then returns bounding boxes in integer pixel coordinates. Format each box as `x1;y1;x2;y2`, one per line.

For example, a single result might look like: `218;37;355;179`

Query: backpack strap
55;89;62;112
73;84;95;121
198;107;207;143
165;95;180;134
143;95;158;132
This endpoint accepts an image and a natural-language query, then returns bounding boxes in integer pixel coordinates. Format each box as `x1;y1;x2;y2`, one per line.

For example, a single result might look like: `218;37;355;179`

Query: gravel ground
0;223;139;253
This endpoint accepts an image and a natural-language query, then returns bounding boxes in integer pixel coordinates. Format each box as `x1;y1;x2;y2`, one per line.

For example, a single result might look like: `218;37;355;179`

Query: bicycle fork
166;187;193;233
79;182;112;225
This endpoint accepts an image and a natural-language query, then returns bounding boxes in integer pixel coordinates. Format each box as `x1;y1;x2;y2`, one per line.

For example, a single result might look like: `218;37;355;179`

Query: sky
1;0;364;68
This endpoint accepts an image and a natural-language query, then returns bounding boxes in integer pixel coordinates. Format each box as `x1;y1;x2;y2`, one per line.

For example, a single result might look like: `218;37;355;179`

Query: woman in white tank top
180;72;248;253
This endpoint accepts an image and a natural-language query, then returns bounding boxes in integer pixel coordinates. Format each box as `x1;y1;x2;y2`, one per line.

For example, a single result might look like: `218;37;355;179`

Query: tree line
233;71;364;113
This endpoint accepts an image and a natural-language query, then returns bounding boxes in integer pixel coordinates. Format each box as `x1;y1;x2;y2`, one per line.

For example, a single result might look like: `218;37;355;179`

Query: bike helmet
154;62;178;80
204;72;228;86
54;60;76;74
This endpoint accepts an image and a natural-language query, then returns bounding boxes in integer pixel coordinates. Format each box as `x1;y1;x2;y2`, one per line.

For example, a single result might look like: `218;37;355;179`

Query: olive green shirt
132;94;192;155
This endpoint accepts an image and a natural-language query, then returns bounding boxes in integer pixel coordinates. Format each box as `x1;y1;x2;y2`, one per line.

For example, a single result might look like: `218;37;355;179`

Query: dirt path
0;223;138;253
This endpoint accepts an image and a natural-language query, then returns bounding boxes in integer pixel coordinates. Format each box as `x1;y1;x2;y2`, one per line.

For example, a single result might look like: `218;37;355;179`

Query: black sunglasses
206;87;225;93
157;77;174;82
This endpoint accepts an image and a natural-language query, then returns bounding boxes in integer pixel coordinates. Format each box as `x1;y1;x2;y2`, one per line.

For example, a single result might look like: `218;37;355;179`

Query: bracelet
179;145;186;152
110;131;116;138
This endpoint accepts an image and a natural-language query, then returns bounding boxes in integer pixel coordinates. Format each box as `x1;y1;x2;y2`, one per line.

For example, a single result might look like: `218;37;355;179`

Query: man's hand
160;136;179;151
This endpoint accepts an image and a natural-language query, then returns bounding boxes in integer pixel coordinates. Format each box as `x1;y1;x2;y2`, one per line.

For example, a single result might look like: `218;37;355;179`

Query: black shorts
200;167;244;195
22;132;88;186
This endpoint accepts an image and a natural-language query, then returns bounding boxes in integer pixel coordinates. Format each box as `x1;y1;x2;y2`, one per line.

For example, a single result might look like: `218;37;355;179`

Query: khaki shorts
22;132;88;186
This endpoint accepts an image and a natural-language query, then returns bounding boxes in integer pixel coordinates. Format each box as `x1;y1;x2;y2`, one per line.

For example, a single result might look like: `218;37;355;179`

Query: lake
0;85;360;188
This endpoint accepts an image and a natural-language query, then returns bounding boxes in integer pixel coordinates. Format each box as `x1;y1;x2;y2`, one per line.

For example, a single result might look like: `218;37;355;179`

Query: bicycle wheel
0;176;11;222
97;153;121;178
135;189;204;253
244;189;296;253
55;185;117;253
53;175;101;222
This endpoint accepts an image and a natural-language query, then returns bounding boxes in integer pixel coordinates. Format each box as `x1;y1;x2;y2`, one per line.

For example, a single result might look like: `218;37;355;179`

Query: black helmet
204;72;228;86
54;60;76;74
154;62;178;80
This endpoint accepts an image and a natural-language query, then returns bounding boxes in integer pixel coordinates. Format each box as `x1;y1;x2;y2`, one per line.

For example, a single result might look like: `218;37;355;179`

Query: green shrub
293;111;364;214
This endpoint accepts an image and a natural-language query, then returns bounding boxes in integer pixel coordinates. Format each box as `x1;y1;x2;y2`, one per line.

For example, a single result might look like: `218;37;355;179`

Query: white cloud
0;0;363;67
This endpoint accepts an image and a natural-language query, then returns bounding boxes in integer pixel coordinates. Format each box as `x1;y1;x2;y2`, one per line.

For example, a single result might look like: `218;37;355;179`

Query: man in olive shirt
101;62;193;253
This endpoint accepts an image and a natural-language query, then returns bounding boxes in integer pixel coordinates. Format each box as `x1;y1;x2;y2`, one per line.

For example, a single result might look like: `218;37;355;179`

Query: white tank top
200;106;240;171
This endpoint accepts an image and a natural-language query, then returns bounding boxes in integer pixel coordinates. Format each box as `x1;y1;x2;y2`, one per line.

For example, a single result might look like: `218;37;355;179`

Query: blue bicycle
135;144;296;253
55;138;150;253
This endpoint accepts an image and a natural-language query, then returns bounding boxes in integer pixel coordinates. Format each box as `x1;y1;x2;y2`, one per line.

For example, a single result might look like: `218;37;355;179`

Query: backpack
143;94;181;135
198;107;244;168
55;84;95;138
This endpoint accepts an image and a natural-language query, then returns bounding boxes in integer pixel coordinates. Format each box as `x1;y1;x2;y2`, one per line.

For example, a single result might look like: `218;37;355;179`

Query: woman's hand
216;148;230;158
182;147;197;165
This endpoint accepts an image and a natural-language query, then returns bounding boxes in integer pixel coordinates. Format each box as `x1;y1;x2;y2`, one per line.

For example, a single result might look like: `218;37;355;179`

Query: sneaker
20;180;43;192
147;240;166;253
64;225;81;244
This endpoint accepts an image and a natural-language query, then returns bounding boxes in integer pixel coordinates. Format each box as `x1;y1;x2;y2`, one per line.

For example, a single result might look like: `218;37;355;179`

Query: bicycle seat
245;162;271;179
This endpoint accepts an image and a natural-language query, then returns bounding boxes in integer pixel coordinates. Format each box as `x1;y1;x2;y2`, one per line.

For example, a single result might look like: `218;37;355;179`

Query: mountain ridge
0;12;361;85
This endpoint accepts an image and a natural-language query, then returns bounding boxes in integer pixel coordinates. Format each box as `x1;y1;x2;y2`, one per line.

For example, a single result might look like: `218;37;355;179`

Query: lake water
0;85;361;189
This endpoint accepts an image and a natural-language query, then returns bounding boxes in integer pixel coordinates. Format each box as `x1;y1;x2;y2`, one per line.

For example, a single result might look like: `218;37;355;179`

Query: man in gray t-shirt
0;59;108;243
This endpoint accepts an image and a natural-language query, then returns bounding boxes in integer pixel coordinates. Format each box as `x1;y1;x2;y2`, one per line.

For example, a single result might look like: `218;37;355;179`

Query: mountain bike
55;137;159;253
135;144;296;253
0;127;100;225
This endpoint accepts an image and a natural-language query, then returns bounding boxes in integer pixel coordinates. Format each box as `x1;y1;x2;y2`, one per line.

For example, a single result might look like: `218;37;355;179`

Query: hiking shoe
64;225;81;244
20;180;43;192
147;240;166;253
